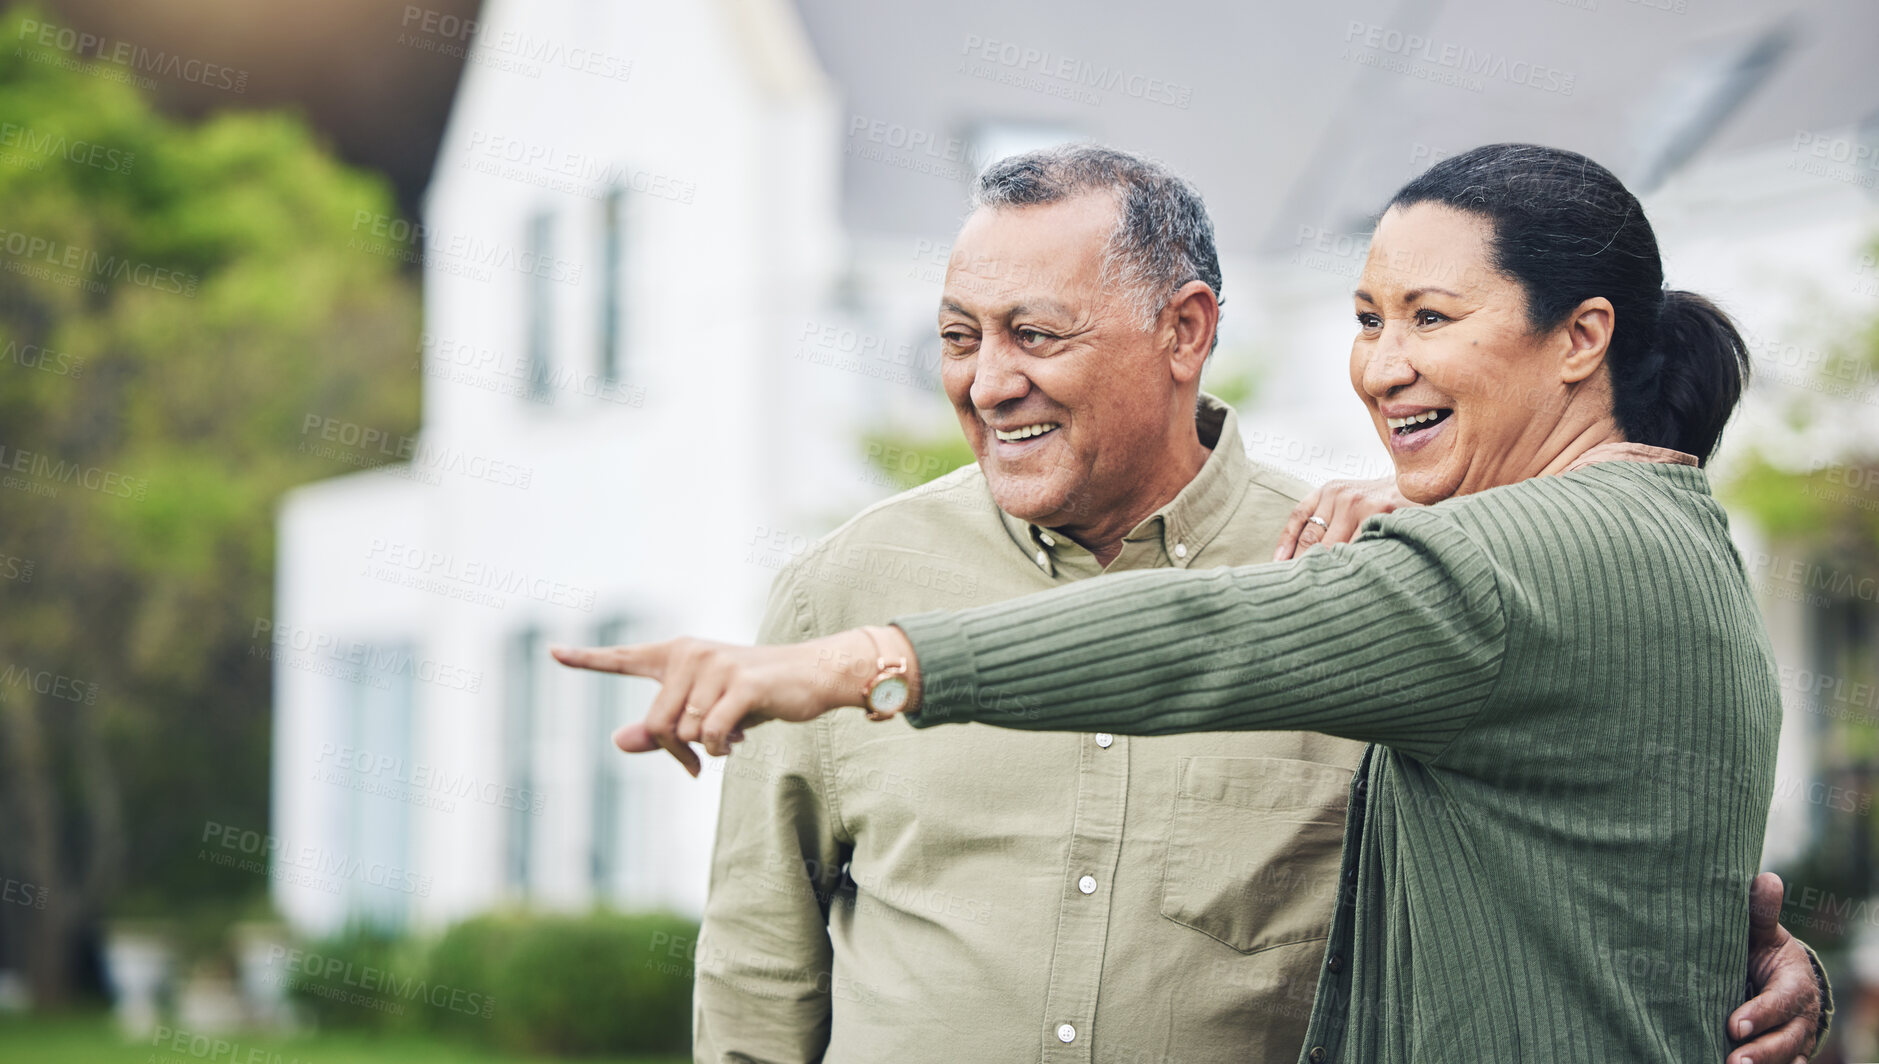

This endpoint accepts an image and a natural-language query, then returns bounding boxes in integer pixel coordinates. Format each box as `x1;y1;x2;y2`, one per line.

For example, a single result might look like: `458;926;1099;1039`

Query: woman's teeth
1386;410;1450;434
994;423;1059;441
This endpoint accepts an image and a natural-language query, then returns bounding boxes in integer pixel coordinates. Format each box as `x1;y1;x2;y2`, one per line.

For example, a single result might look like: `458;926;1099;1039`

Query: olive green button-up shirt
696;396;1365;1063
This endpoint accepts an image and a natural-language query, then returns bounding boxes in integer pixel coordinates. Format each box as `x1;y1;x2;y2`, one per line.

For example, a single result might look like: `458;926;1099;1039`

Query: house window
590;617;628;898
525;211;555;404
504;629;540;893
600;188;626;383
343;645;415;931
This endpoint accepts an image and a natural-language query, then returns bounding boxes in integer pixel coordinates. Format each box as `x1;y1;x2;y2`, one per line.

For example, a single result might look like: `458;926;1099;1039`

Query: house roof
790;0;1879;252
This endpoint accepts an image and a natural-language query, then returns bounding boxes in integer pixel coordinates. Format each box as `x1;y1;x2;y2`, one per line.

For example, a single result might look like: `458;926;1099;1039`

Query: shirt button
1095;733;1114;748
1172;542;1188;559
1078;875;1096;895
1035;550;1049;569
1039;532;1055;546
1057;1023;1076;1044
1327;951;1344;973
1308;1047;1327;1063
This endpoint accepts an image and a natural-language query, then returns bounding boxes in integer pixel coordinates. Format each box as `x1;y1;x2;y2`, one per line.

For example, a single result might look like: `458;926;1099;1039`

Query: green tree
0;6;419;1005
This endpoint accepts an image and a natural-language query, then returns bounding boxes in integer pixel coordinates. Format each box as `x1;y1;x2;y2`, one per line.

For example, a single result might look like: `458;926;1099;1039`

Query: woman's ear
1166;279;1219;384
1559;297;1615;384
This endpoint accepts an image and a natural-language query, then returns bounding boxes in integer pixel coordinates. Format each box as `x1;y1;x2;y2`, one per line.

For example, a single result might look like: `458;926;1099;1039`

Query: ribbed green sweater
896;460;1780;1063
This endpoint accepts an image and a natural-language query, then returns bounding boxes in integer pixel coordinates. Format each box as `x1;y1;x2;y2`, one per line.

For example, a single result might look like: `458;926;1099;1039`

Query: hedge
287;909;698;1056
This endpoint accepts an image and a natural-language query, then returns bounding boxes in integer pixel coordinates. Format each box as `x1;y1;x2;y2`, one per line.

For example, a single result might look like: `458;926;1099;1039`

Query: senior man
668;146;1826;1063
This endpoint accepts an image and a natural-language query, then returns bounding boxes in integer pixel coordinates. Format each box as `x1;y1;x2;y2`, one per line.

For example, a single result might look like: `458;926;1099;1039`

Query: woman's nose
1359;337;1417;398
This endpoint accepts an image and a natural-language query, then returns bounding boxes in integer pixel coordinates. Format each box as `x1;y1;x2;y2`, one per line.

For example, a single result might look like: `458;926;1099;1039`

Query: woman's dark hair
1388;144;1749;464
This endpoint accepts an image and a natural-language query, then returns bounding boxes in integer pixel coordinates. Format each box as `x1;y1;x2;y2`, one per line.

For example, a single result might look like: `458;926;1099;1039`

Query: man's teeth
1385;410;1448;431
994;423;1059;441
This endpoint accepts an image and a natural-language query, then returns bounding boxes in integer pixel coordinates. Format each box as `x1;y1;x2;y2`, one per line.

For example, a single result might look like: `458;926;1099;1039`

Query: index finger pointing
550;643;666;679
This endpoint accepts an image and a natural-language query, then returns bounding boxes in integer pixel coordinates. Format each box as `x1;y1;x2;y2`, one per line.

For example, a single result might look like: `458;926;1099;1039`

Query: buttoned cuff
891;611;980;728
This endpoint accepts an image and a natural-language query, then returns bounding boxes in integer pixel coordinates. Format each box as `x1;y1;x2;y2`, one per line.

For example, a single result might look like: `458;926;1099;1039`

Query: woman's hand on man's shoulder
1274;477;1416;560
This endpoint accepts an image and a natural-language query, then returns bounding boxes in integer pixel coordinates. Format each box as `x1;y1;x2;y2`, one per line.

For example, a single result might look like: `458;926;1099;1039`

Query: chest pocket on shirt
1159;756;1352;954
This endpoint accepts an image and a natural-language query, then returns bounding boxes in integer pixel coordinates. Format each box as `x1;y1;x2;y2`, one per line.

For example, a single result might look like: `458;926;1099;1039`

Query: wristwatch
860;628;911;721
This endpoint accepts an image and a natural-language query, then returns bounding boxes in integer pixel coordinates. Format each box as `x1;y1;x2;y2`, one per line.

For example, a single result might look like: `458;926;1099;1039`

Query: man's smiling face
937;193;1180;529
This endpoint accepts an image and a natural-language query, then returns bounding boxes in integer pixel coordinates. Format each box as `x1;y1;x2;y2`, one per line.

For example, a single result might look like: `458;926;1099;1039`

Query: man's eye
1015;327;1050;346
1415;309;1448;326
941;330;974;346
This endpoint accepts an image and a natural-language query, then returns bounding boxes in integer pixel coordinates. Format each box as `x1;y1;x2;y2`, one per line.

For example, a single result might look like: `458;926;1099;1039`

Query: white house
271;0;1879;938
270;0;853;934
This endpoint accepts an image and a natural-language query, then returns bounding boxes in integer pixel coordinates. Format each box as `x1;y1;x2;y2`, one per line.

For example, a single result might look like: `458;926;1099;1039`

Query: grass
0;1014;689;1064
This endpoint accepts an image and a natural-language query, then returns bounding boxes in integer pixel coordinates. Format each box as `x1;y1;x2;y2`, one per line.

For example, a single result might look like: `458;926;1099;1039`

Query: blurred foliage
1201;359;1259;410
1721;233;1879;961
286;922;427;1032
0;4;419;1004
0;1013;688;1063
859;427;973;492
297;911;698;1058
1726;242;1879;545
859;365;1260;492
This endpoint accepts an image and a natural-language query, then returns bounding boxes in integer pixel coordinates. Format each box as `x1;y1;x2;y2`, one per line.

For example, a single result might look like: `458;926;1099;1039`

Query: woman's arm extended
552;509;1508;769
894;507;1506;761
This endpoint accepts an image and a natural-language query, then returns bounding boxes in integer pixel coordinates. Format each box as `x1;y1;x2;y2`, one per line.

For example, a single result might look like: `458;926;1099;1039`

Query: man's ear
1167;279;1219;385
1559;296;1614;384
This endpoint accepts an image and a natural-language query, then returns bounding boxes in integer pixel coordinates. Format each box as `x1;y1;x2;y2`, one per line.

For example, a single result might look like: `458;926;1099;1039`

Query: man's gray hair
971;144;1222;337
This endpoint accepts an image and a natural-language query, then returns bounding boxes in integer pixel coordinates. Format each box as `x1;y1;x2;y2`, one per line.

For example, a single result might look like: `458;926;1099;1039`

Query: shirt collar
1562;442;1699;473
997;393;1251;577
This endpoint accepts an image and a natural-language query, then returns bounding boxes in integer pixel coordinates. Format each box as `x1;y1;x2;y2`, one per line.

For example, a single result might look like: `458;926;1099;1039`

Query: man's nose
970;334;1031;413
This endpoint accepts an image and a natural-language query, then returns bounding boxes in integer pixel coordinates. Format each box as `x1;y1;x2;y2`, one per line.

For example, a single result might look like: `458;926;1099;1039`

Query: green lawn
0;1015;688;1064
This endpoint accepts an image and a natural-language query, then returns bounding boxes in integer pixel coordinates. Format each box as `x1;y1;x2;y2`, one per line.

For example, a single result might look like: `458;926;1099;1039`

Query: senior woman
559;145;1809;1061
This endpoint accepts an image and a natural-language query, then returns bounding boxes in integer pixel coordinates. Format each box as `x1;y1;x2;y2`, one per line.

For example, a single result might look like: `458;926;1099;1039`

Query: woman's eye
1355;313;1381;330
1415;309;1448;326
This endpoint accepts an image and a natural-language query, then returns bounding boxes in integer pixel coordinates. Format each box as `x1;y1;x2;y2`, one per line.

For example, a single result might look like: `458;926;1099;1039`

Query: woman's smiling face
1351;202;1607;504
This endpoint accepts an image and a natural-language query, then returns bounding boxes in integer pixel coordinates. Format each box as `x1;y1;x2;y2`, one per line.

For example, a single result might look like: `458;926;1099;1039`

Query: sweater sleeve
894;508;1508;762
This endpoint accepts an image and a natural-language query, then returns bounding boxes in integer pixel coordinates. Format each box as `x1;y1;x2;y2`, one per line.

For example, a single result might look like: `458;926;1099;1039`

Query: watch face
869;675;910;714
